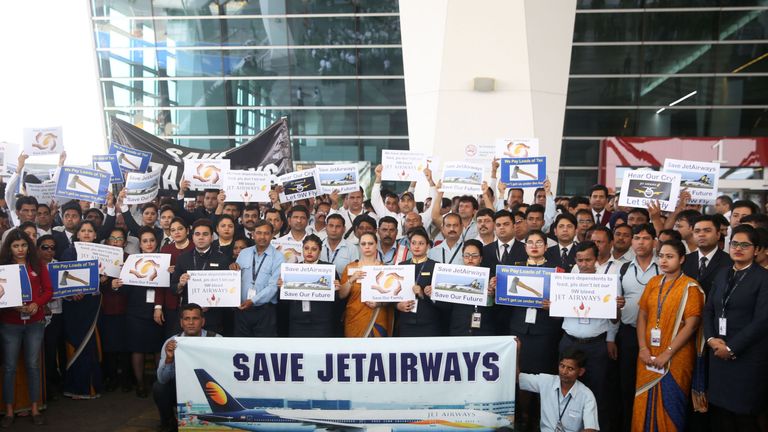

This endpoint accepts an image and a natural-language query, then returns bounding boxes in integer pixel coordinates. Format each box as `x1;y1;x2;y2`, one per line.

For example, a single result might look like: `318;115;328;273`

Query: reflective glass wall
90;0;408;162
559;0;768;195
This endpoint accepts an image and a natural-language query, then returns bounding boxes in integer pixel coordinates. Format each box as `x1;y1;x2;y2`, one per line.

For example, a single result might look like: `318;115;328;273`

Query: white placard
0;264;23;309
188;270;241;307
360;265;416;303
381;150;439;182
318;164;360;194
441;161;484;195
222;169;271;203
280;263;336;302
183;159;230;190
278;168;321;201
124;169;161;205
663;159;720;205
0;142;6;172
119;254;172;287
464;143;496;178
430;264;490;307
549;273;619;319
495;138;539;159
618;170;682;212
271;238;303;263
23;126;64;156
25;181;56;205
75;242;124;278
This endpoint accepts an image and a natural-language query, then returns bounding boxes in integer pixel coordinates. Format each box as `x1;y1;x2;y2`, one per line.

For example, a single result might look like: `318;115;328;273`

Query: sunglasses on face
40;245;55;251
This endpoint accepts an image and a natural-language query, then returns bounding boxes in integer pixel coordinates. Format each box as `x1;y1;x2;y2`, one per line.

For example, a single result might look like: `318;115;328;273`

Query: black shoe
136;386;148;398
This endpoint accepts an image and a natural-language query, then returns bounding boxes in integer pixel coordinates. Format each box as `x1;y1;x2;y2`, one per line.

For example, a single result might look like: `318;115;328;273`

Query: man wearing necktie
682;215;732;296
589;184;612;226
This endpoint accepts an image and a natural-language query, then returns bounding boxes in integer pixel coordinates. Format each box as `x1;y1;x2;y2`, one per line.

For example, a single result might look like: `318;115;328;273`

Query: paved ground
7;390;161;432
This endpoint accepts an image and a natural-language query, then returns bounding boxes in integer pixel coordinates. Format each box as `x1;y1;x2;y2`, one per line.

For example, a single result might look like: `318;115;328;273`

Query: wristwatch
154;305;162;310
726;346;736;360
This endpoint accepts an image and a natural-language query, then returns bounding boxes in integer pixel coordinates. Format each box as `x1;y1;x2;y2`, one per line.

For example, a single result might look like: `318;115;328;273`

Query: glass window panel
563;109;637;136
282;110;360;135
287;16;401;46
642;12;719;41
557;170;599;196
153;19;222;47
633;108;768;136
715;43;768;74
638;76;715;106
560;140;601;167
285;0;399;14
722;10;768;41
573;13;642;42
222;48;291;76
293;139;360;162
576;0;644;8
290;47;403;76
229;80;292;106
362;139;410;165
359;79;406;105
173;138;233;151
151;2;219;17
640;44;715;74
91;0;152;17
220;18;276;47
567;78;640;105
643;0;719;7
713;76;768;105
359;110;408;135
290;80;358;106
570;45;641;75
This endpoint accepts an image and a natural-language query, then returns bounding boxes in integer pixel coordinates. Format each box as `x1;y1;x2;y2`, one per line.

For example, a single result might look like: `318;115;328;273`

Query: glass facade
90;0;408;163
559;1;768;195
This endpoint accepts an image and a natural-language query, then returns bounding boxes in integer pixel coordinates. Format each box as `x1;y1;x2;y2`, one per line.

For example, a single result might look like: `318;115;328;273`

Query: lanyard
633;263;659;285
251;251;267;285
324;245;340;264
191;251;208;271
722;266;750;317
460;220;475;243
414;260;427;285
655;274;682;327
603;261;613;274
378;248;396;265
557;390;573;424
442;242;463;264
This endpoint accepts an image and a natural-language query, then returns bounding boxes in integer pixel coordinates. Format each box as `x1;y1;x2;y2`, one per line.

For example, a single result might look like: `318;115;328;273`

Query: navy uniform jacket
396;259;442;337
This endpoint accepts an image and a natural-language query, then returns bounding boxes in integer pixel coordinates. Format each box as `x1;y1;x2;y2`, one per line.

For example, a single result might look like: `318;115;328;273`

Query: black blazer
395;259;442;337
52;230;73;261
544;244;577;273
682;249;732;296
507;260;563;336
122;209;163;241
703;264;768;414
481;240;527;276
171;248;232;304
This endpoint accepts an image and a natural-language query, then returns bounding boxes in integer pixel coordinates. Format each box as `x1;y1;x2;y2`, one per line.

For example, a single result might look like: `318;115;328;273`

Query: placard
20;266;33;302
0;142;7;172
618;169;682;212
381;150;439;182
663;159;719;205
549;273;619;319
108;141;152;174
120;254;171;287
495;265;554;308
495;138;539;159
500;157;546;188
278;168;321;201
318;164;360;194
441;162;484;195
124;169;162;205
464;143;496;178
430;264;490;307
49;260;100;298
280;263;336;302
0;264;23;309
222;169;271;203
75;242;124;278
93;154;124;184
360;264;416;303
271;238;303;263
187;270;241;307
23;126;64;156
183;158;230;190
54;166;111;204
25;181;56;205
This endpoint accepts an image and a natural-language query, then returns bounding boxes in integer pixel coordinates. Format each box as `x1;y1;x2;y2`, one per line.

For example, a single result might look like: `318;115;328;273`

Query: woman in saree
633;239;704;431
339;232;393;337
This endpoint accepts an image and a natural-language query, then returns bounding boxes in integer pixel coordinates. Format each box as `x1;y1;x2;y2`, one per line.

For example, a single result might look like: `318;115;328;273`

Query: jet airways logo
205;381;228;405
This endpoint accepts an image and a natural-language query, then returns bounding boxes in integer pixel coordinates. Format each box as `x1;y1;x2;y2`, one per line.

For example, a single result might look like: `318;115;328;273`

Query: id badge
650;327;662;347
20;313;31;321
410;301;418;314
302;301;311;312
579;317;590;324
247;288;256;301
718;317;727;336
146;289;155;303
525;308;537;324
555;421;565;432
471;312;482;328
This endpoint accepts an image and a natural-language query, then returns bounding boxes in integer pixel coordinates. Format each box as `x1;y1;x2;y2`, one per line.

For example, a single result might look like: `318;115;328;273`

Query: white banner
222;169;271;203
381;150;439;182
663;158;719;205
75;242;124;278
120;254;172;287
188;270;241;307
23;126;64;156
184;159;230;190
431;264;490;306
25;181;56;205
618;169;682;212
124;169;162;205
360;264;416;303
271;238;303;263
495;137;539;159
0;264;23;309
318;164;360;194
278;168;321;202
175;336;516;431
280;263;336;302
441;161;484;195
549;273;619;319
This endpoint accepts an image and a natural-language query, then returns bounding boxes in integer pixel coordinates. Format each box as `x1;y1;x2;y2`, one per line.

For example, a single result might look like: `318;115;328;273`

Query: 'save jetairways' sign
549;273;619;319
495;137;539;159
188;270;241;307
184;158;230;190
441;162;484;195
222;170;271;203
663;158;719;205
279;168;321;201
120;254;171;287
431;264;490;307
318;164;360;194
280;263;336;301
0;264;23;309
76;242;124;278
23;126;64;156
381;150;439;182
360;265;416;303
618;169;681;212
272;238;303;263
124;170;161;205
175;337;516;431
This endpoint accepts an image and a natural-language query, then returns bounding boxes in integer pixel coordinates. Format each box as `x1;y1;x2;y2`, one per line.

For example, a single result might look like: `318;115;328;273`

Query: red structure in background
600;137;768;191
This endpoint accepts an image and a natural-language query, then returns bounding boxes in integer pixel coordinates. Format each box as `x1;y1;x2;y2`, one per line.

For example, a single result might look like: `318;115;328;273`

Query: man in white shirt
474;208;496;246
321;214;359;274
279;205;310;243
371;165;437;238
428;213;463;265
330;188;370;229
611;224;635;265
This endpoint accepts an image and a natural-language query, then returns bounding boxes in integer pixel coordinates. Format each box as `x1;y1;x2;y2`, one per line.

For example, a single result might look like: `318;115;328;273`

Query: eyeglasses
526;240;546;247
463;253;481;259
730;241;754;250
39;245;55;251
108;236;125;241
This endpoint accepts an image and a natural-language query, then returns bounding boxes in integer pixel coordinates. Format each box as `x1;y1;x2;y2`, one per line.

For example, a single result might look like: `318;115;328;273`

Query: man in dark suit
544;213;579;272
682;215;732;296
53;202;83;260
481;210;526;276
703;225;768;431
589;184;612;226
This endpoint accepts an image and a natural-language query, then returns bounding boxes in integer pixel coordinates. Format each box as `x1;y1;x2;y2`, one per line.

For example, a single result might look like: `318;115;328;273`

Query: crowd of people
0;152;767;432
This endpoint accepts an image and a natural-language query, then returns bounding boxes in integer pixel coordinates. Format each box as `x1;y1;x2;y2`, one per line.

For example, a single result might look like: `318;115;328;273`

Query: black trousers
44;313;66;392
710;404;763;432
152;379;177;429
234;303;277;337
559;333;609;428
617;323;639;432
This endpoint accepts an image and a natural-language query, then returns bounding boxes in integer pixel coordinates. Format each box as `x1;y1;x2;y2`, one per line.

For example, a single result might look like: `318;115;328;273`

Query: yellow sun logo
204;382;227;405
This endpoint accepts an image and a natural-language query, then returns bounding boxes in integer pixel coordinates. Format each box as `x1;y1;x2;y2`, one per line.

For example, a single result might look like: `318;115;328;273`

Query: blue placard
20;265;32;302
500;157;546;188
495;265;554;308
93;154;124;184
48;260;100;299
108;141;151;174
54;166;111;204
